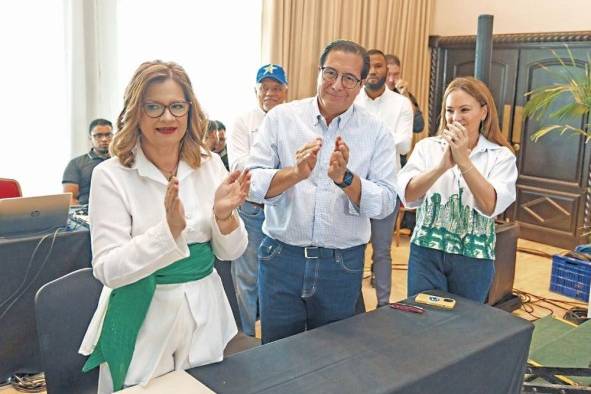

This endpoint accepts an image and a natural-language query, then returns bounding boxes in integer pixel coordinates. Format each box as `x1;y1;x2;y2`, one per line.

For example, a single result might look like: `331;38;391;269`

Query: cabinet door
510;46;591;248
436;48;518;138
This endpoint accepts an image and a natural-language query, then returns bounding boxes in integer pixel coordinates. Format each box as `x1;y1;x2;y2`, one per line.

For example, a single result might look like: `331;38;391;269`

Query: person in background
62;118;113;205
385;54;425;135
227;63;288;336
355;49;413;307
248;40;397;344
204;120;229;170
78;60;249;393
397;77;517;303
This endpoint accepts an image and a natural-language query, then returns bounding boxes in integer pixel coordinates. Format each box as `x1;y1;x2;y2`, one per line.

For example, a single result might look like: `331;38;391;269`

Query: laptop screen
0;193;71;237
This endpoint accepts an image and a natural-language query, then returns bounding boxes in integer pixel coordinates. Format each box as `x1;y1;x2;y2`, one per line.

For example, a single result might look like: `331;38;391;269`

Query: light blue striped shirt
247;97;397;249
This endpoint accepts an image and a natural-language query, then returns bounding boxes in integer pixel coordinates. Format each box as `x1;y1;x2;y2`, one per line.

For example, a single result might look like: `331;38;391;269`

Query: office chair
0;178;22;199
34;268;100;394
214;259;262;354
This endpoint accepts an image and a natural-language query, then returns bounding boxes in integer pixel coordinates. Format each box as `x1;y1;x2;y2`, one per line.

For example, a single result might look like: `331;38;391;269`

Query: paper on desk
116;370;216;393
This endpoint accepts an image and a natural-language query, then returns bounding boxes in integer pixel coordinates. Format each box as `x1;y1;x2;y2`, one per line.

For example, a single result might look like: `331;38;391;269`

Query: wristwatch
334;168;354;189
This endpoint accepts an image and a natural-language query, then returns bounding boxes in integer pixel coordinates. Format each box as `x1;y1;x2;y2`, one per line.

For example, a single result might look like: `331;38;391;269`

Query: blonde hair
437;77;513;152
111;60;209;168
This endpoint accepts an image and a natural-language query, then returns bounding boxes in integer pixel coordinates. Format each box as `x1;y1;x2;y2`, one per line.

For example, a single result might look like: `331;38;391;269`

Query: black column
475;14;494;85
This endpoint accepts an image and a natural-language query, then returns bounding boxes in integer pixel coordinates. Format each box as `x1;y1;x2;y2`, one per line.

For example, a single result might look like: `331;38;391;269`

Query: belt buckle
304;246;319;259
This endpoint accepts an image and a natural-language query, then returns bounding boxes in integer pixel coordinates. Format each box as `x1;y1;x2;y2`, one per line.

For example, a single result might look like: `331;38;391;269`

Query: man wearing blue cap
227;63;288;336
248;40;397;344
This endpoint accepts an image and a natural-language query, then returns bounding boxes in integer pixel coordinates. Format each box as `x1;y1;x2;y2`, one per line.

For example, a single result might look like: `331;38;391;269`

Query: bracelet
460;165;475;175
214;209;234;222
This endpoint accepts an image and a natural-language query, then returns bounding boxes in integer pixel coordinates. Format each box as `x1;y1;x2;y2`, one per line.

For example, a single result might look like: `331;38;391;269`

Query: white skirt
79;269;237;393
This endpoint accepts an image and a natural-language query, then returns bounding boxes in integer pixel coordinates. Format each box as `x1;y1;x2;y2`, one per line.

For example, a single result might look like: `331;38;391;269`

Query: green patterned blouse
411;188;496;260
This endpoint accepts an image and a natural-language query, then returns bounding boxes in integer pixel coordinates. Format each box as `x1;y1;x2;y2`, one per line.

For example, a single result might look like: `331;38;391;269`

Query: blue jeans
258;236;365;344
370;199;400;306
231;201;265;336
407;243;495;303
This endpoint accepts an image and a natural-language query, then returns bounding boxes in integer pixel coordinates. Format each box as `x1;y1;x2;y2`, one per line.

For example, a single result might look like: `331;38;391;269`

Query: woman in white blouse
79;60;249;393
397;77;517;303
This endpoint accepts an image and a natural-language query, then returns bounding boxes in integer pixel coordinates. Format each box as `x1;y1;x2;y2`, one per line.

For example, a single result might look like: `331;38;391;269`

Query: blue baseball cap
256;64;288;85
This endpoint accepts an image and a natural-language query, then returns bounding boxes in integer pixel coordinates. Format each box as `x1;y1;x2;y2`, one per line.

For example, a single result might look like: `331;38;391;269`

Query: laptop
0;193;71;237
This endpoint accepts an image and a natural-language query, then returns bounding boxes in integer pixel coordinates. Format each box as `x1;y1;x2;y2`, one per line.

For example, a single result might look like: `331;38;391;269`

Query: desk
190;292;533;394
0;228;91;381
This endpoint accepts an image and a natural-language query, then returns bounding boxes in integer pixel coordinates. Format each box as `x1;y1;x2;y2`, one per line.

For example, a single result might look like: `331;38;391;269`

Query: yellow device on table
415;293;456;309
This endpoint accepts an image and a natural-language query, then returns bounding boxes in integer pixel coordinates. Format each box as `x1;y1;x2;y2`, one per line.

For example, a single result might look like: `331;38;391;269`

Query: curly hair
110;60;209;168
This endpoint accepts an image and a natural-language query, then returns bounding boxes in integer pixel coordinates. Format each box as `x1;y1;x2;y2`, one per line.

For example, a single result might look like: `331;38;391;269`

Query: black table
190;291;533;394
0;228;91;381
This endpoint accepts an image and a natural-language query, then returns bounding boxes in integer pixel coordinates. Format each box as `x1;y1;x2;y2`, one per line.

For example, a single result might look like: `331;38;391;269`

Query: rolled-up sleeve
210;212;248;260
396;140;427;208
353;126;398;219
246;114;283;205
486;147;518;218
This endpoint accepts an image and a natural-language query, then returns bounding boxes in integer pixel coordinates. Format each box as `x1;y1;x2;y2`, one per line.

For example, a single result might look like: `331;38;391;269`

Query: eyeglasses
257;85;285;95
91;132;113;140
320;66;362;89
143;101;191;118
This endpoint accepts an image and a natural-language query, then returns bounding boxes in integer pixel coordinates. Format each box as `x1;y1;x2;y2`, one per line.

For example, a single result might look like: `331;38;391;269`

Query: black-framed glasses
143;101;191;118
91;132;113;140
320;66;362;89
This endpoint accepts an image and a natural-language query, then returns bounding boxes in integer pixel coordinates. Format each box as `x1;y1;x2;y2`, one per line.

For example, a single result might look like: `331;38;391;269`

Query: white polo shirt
227;106;266;171
397;135;517;259
355;87;413;171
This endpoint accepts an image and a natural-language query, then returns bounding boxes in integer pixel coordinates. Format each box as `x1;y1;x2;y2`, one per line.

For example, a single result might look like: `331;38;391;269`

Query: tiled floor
2;235;588;394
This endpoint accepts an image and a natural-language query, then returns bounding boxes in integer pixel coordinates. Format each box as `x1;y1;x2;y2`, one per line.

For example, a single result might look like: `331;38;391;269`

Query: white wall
431;0;591;36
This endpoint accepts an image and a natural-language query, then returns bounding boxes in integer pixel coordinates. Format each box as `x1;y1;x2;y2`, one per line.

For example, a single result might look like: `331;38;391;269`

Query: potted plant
523;47;591;142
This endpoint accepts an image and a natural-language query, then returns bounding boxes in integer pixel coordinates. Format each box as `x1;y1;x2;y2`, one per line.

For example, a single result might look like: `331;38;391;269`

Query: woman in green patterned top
397;77;517;302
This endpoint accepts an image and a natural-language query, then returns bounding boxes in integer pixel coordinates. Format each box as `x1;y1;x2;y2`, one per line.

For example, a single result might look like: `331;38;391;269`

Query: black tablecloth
0;228;91;381
190;291;533;394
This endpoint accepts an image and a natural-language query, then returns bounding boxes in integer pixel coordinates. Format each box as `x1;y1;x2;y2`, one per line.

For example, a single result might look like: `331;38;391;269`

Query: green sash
82;242;214;391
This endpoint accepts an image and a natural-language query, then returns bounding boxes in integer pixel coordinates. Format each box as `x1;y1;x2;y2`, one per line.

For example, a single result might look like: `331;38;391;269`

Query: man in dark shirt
62;118;113;205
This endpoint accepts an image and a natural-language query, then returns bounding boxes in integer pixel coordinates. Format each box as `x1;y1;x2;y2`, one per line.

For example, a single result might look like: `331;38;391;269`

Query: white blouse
79;144;248;383
397;135;517;259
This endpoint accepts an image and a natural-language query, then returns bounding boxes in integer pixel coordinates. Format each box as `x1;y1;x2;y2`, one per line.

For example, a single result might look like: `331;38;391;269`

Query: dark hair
367;49;386;61
206;120;226;134
88;118;112;134
385;54;401;66
207;120;218;133
319;39;369;80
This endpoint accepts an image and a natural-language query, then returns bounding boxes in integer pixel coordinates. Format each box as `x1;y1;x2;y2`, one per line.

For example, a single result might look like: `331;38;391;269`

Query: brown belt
246;200;264;208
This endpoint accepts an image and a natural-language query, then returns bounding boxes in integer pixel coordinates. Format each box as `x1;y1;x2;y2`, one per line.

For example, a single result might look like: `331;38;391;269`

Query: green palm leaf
524;45;591;142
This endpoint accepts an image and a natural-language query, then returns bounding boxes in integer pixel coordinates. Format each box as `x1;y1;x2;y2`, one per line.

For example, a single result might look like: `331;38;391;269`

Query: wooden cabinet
429;32;591;249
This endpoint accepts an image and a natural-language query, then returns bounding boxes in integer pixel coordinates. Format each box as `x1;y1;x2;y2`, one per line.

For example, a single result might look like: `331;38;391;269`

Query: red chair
0;178;22;199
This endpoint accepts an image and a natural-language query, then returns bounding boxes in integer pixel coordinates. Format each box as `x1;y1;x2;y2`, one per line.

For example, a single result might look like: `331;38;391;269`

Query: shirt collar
311;96;355;130
132;143;194;185
88;148;109;160
359;87;387;103
472;134;503;154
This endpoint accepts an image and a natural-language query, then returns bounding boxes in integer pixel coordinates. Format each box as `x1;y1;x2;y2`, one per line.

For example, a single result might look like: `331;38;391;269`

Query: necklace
158;163;179;181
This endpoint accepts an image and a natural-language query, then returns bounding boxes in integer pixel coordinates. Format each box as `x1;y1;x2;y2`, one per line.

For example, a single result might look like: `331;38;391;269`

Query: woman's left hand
442;122;472;170
213;169;251;219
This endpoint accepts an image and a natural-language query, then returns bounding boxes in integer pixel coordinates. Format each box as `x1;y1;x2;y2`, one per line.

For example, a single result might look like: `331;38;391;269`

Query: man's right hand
395;79;409;96
293;138;322;180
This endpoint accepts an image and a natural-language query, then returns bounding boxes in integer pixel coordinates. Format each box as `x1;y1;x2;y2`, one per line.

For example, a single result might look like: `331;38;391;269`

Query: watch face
343;170;354;186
